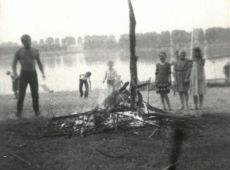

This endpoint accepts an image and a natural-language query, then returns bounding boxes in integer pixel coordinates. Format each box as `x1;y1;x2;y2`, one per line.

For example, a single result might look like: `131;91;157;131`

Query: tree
63;36;76;47
46;37;54;46
158;31;170;47
54;38;60;50
205;27;223;44
39;39;45;46
194;29;205;43
171;30;191;44
77;37;83;45
119;34;129;48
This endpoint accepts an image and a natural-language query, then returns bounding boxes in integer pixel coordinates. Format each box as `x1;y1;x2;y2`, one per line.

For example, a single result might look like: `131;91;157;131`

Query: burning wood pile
43;82;193;138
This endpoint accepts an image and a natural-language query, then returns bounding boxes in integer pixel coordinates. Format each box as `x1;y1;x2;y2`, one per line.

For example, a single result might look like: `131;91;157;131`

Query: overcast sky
0;0;230;43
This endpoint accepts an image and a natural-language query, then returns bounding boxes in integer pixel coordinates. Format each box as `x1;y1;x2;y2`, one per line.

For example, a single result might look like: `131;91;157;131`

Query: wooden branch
128;0;138;109
144;102;167;114
51;107;132;121
148;128;159;138
95;148;126;159
115;112;160;127
8;151;31;166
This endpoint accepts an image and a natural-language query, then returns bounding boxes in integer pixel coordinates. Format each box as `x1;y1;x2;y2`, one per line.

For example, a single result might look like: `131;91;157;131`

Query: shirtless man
12;34;45;118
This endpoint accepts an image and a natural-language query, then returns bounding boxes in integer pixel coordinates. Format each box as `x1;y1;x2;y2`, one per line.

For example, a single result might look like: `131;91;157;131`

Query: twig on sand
8;132;14;142
161;161;179;170
8;151;31;166
95;148;125;159
148;128;159;138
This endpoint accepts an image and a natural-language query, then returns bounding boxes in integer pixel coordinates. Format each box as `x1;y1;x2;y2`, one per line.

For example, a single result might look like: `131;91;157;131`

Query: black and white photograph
0;0;230;169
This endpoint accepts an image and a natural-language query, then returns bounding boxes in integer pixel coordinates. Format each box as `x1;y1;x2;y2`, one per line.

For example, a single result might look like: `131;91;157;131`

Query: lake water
0;51;229;95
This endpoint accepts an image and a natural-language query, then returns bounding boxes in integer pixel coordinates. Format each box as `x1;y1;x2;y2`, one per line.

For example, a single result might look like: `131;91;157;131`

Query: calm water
0;51;229;95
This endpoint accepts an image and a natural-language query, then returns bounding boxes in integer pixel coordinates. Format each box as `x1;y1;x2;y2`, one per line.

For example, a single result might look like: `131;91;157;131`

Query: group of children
79;60;123;98
155;47;206;110
7;47;206;111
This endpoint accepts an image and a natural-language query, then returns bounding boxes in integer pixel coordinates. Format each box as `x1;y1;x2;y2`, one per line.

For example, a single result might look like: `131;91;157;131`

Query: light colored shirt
106;69;117;80
80;73;90;81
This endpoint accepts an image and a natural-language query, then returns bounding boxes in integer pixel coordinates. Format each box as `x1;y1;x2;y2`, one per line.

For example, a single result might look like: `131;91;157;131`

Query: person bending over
79;72;91;98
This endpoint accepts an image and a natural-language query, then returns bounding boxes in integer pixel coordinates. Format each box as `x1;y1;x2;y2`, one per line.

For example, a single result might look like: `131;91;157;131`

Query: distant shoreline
0;49;81;59
1;47;230;59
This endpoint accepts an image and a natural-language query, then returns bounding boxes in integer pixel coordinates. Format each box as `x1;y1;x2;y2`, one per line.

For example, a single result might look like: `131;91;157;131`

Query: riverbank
0;87;230;119
0;88;230;170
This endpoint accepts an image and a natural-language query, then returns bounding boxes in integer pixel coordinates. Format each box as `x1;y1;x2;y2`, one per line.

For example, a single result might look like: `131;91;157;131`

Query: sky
0;0;230;43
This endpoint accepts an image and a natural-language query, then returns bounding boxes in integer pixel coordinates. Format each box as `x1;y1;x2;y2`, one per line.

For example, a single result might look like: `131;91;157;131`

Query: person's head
6;71;11;76
86;72;91;77
21;34;31;49
180;51;186;60
175;50;179;58
192;47;202;60
107;61;114;69
159;51;167;62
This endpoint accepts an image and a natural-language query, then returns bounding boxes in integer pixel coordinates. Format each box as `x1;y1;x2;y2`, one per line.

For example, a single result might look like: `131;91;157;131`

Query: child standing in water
155;52;172;111
103;61;117;92
190;47;206;109
6;71;19;99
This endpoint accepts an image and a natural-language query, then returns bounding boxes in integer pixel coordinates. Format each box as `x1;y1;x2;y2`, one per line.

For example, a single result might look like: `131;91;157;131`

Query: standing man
12;34;45;117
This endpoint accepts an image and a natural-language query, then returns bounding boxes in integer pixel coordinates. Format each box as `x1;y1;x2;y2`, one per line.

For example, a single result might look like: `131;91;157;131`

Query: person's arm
88;78;91;89
155;64;159;84
185;61;192;82
168;63;172;85
12;51;19;77
36;51;45;79
103;72;107;83
198;58;205;67
223;65;227;75
172;63;176;78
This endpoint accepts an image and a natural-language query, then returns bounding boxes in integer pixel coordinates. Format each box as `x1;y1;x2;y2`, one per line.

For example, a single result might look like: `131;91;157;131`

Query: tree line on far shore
1;27;230;59
0;36;77;56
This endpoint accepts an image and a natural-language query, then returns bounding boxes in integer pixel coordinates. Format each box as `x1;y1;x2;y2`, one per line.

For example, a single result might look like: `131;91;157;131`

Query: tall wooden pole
128;0;137;109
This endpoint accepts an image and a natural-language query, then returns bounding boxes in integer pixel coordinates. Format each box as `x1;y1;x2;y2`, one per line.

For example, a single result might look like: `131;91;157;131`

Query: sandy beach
0;87;230;170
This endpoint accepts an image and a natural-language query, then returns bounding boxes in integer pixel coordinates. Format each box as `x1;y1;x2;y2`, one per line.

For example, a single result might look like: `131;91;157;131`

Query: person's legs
84;81;89;98
79;79;84;97
226;75;230;84
184;91;189;109
13;81;18;99
29;71;40;116
165;94;171;110
14;91;18;99
160;94;166;110
193;95;198;109
199;94;204;108
179;92;184;110
107;81;113;94
17;71;28;117
111;80;115;92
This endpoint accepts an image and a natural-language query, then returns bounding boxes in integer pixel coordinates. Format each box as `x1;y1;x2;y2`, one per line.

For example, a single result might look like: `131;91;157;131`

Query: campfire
43;82;193;138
